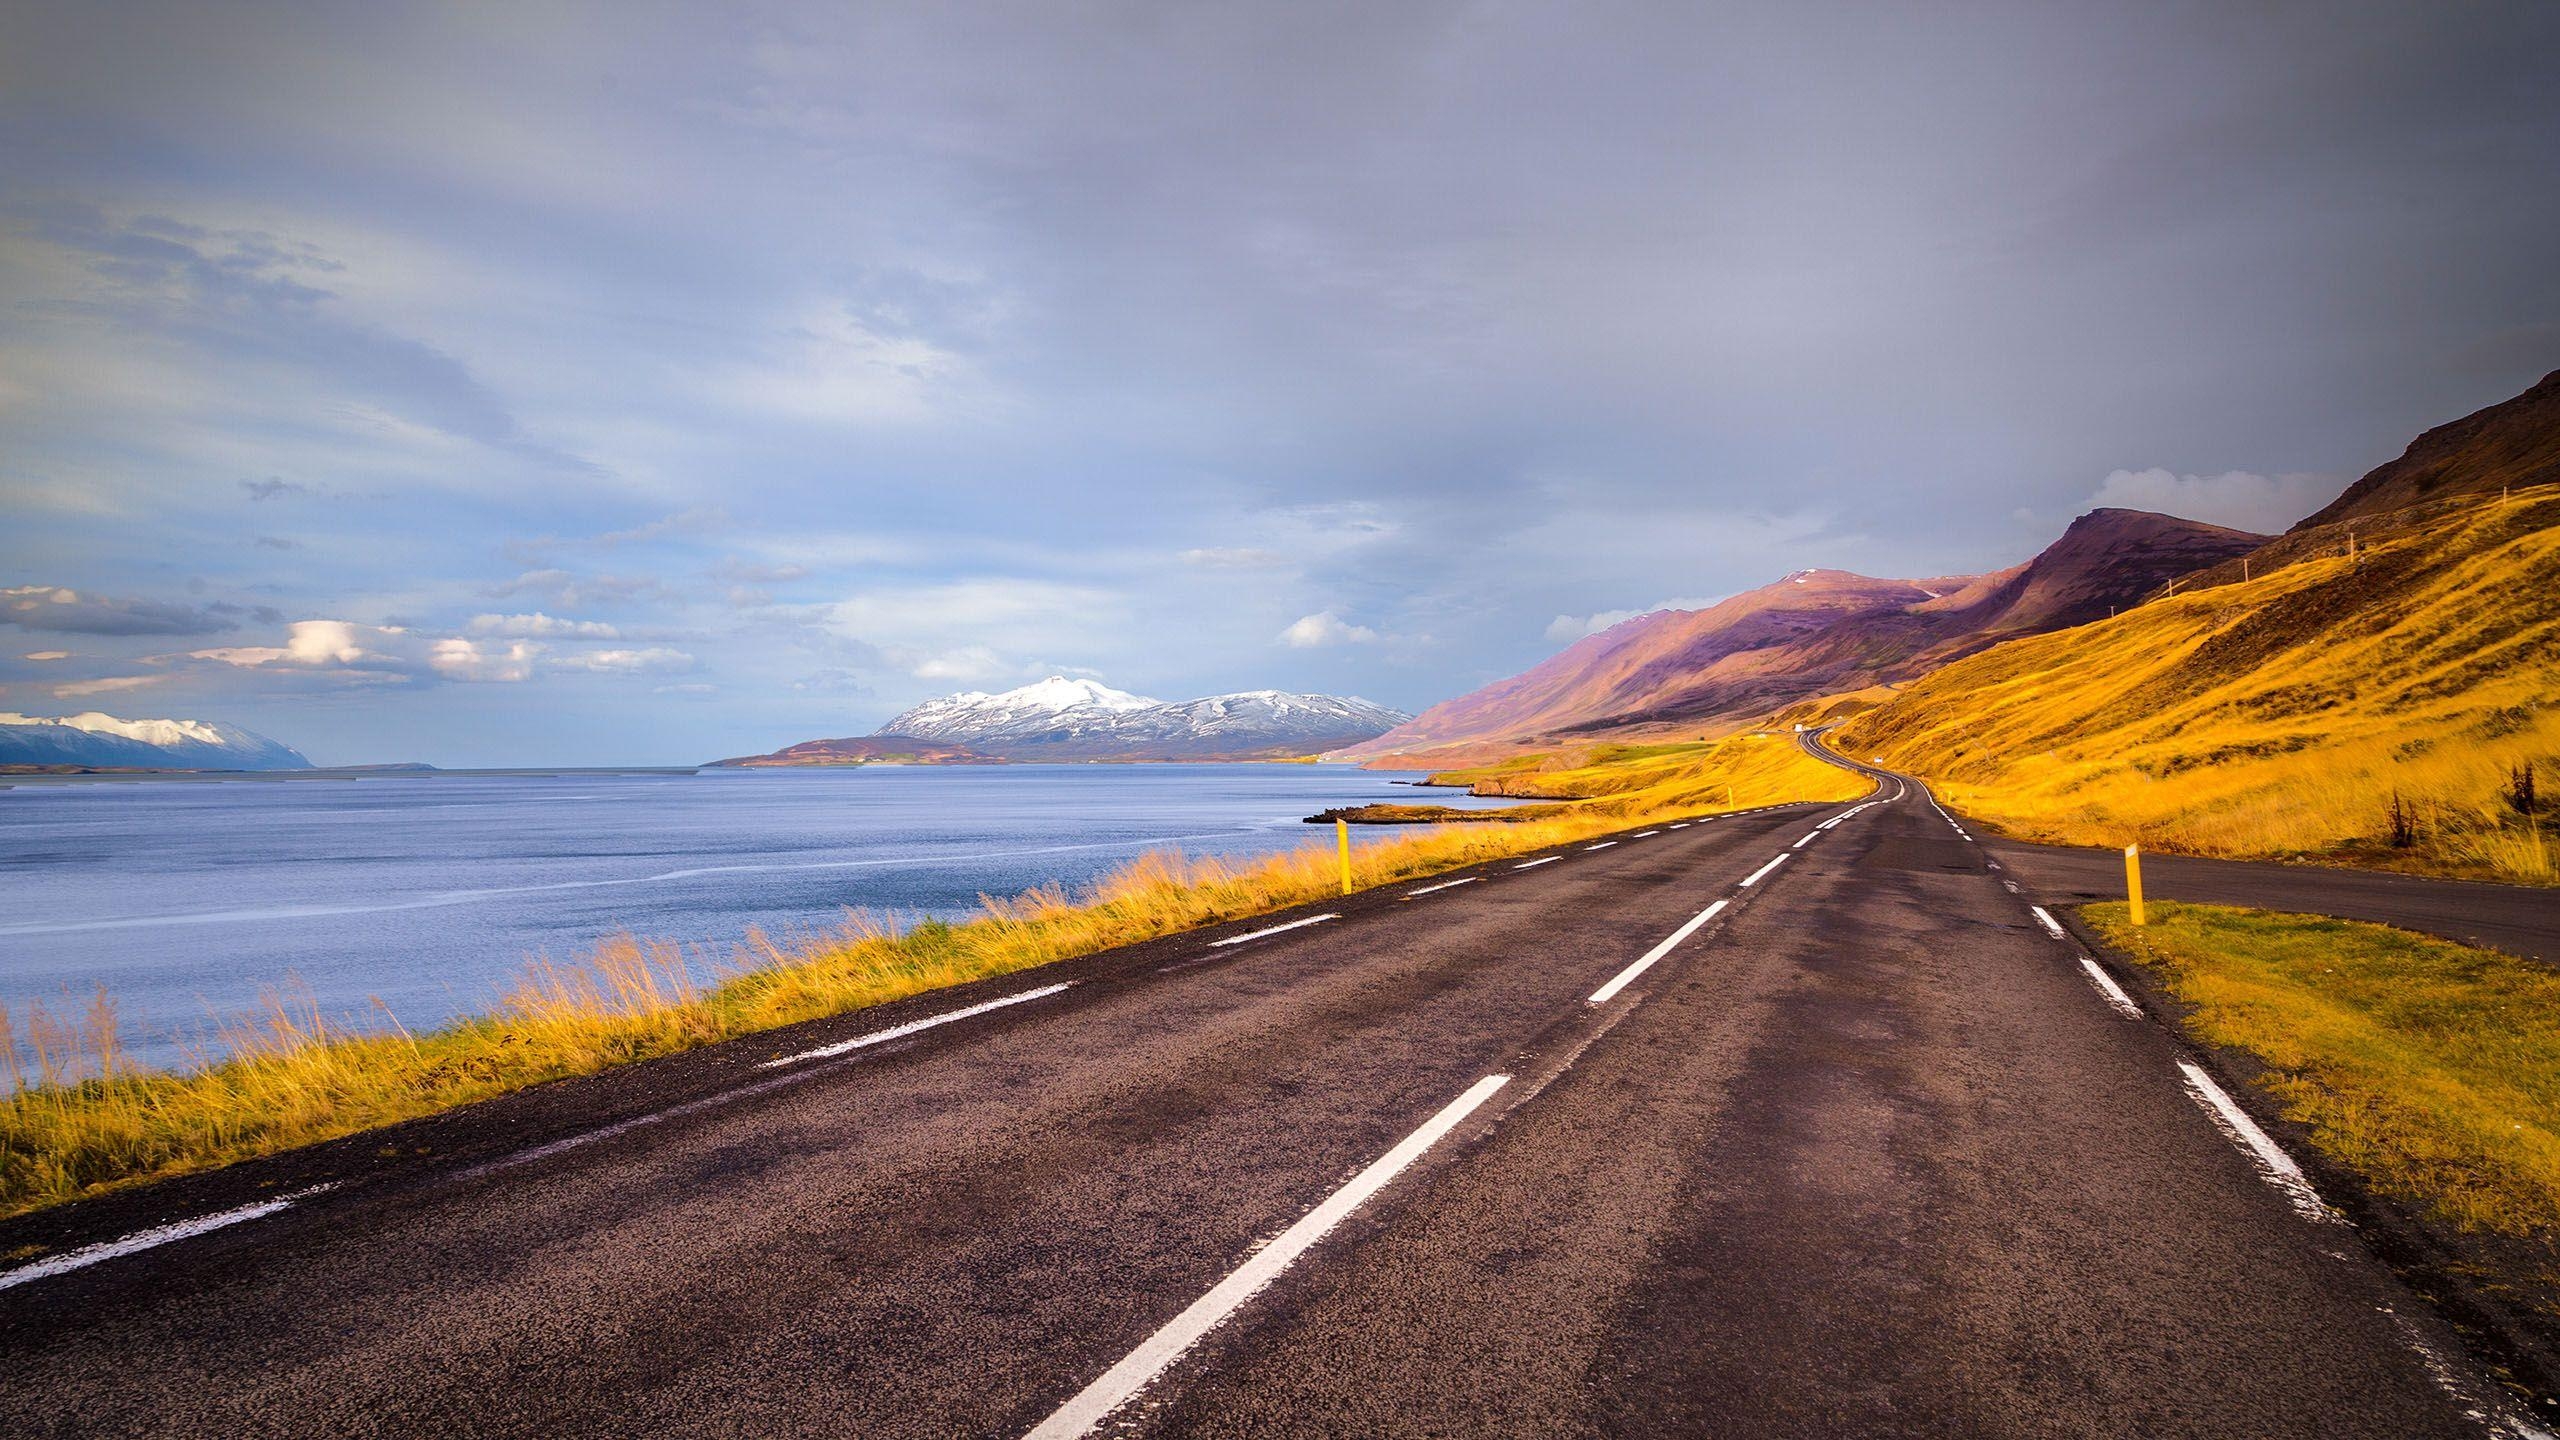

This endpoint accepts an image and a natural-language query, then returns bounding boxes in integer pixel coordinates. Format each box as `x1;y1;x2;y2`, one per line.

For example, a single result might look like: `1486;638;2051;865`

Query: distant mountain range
1338;509;2266;764
0;711;312;770
721;676;1412;765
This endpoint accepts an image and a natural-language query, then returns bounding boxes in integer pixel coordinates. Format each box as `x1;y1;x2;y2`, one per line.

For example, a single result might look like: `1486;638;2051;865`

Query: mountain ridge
730;678;1413;764
1340;508;2266;763
0;711;312;771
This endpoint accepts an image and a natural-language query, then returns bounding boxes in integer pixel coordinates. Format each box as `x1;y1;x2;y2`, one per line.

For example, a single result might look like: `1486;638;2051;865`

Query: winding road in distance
2;733;2552;1437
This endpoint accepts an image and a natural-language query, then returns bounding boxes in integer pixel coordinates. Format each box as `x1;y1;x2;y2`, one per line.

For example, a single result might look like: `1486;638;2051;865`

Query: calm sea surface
0;764;1508;1073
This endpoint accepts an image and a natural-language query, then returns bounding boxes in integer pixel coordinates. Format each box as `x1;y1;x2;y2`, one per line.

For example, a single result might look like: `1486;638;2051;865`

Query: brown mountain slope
1336;570;1960;761
2294;367;2560;530
1341;510;2265;763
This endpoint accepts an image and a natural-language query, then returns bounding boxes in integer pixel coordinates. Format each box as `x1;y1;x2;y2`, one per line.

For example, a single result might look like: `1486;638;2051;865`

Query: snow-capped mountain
0;711;312;770
878;676;1165;748
871;677;1410;759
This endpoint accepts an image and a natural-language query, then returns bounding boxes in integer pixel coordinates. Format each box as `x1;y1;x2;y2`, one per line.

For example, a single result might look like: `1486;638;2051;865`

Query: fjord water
1;765;1498;1075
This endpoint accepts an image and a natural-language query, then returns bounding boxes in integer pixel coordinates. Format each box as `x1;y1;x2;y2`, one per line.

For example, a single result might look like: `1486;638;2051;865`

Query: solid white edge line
1405;876;1480;898
759;982;1076;1068
2029;906;2066;940
1739;853;1788;887
1023;1073;1514;1440
0;1184;334;1292
1513;856;1560;869
2077;957;2144;1019
1588;900;1728;1005
1206;913;1341;949
2175;1060;2337;1225
1583;841;1618;851
1631;830;1659;838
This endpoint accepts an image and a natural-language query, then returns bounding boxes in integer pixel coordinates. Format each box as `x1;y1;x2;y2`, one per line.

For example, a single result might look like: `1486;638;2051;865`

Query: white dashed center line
1739;854;1789;888
1588;900;1728;1006
1024;1074;1514;1440
1792;831;1820;849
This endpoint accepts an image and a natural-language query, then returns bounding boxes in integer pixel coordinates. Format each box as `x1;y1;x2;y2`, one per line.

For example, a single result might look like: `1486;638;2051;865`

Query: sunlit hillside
1407;730;1869;814
1837;488;2560;882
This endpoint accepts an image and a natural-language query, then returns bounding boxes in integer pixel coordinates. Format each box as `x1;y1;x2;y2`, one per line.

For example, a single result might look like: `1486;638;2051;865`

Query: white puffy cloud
466;611;622;639
23;651;70;661
1278;611;1380;648
193;619;538;683
2089;468;2338;534
428;637;541;682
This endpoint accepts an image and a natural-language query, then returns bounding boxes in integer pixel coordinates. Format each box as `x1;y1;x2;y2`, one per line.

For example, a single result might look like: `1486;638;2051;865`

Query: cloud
51;674;163;698
789;668;872;694
597;508;727;546
2;585;239;636
1543;596;1722;642
484;570;670;607
553;647;695;674
2089;468;2339;534
22;211;598;474
254;535;298;550
506;509;733;564
907;645;1013;682
193;619;537;683
240;478;307;501
1278;611;1380;648
22;651;70;661
466;611;622;639
1180;547;1289;569
428;637;540;682
826;578;1127;679
713;559;810;584
654;682;718;696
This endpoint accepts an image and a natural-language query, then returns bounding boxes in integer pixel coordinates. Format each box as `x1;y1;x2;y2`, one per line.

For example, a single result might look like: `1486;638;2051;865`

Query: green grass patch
2085;901;2560;1246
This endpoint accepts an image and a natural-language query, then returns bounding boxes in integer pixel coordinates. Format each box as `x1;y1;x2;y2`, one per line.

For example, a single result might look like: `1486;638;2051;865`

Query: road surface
0;749;2546;1437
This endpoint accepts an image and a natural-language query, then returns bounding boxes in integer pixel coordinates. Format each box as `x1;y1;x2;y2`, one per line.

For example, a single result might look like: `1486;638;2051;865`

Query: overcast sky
3;2;2554;764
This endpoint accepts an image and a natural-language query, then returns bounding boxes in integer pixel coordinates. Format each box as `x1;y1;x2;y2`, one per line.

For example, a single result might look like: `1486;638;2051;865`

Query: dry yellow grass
1426;731;1865;808
0;737;1864;1219
2086;902;2560;1255
1839;489;2560;882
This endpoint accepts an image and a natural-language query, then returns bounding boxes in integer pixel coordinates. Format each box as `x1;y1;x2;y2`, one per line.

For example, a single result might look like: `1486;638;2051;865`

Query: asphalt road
1978;834;2557;962
0;751;2545;1437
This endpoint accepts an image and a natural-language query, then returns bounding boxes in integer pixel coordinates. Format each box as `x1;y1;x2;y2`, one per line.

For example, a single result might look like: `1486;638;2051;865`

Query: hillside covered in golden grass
1322;730;1868;825
1837;486;2559;882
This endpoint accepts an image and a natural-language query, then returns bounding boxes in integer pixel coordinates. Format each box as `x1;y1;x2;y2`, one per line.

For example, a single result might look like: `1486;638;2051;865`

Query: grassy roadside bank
1323;732;1865;825
2083;902;2560;1310
0;742;1866;1221
1838;490;2560;885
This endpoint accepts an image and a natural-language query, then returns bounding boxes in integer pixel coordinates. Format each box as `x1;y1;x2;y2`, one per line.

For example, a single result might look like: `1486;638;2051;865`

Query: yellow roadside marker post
1337;818;1354;896
2125;843;2146;926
